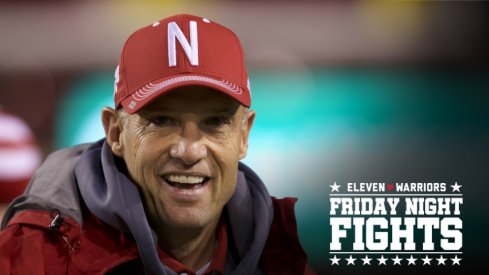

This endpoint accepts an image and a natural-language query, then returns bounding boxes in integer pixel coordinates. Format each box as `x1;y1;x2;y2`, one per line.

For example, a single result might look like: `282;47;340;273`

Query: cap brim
120;74;250;114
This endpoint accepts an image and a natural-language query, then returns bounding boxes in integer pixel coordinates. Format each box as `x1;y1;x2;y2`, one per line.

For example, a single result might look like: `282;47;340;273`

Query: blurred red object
0;109;41;203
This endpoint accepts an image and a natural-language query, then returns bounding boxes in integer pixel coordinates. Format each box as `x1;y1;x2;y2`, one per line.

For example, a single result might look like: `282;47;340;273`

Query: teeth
166;175;206;185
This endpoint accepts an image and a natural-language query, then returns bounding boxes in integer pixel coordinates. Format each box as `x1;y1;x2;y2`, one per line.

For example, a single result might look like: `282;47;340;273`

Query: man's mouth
163;174;210;190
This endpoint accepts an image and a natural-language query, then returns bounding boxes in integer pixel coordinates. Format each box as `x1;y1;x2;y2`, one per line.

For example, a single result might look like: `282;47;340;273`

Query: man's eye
150;116;175;126
205;116;230;126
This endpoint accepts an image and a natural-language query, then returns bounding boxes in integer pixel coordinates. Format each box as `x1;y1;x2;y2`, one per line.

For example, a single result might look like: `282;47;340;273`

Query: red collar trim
157;219;227;275
205;218;227;274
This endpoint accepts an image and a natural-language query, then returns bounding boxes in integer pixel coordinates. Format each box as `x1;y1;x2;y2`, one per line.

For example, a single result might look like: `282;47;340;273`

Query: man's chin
160;206;216;229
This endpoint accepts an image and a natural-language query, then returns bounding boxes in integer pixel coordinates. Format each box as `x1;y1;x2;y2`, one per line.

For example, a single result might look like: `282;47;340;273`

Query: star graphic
421;255;432;265
451;182;462;192
377;255;388;265
436;255;447;265
330;255;340;265
451;255;462;266
361;255;372;265
406;255;417;265
392;255;402;265
346;255;356;265
330;182;341;192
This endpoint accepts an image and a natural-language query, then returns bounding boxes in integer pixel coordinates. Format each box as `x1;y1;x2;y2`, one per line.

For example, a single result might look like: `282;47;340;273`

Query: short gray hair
116;107;129;125
242;108;250;126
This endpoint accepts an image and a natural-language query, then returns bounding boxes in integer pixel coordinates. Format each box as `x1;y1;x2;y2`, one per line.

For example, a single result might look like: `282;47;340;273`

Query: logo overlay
329;182;463;267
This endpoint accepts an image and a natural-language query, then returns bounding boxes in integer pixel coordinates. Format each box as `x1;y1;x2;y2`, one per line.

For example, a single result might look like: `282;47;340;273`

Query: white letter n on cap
168;21;198;67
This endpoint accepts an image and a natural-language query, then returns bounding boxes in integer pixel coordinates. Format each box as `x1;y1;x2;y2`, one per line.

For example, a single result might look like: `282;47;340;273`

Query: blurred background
0;0;488;274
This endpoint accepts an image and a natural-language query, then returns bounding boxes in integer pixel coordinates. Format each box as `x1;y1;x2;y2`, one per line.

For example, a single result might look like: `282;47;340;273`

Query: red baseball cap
114;14;251;114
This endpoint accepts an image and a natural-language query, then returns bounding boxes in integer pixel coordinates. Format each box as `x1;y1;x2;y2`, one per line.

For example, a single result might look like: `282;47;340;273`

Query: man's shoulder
43;142;94;165
271;196;298;213
1;142;101;229
269;196;300;242
30;142;95;182
0;208;139;274
262;197;317;274
0;209;80;274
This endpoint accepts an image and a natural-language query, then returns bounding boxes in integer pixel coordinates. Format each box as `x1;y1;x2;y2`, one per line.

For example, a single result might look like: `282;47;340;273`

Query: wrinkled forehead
138;86;242;115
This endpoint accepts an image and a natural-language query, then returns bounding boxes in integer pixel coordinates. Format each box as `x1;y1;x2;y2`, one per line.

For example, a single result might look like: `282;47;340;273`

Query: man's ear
101;107;123;157
239;109;256;160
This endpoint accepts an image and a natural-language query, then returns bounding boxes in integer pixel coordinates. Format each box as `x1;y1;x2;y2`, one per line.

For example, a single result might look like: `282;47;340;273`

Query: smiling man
0;14;314;274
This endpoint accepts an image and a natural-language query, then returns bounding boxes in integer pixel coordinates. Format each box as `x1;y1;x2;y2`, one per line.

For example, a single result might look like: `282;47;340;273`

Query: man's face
108;86;254;230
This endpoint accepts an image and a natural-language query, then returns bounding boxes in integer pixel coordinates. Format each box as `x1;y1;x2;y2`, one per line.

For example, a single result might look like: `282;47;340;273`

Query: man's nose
169;122;207;166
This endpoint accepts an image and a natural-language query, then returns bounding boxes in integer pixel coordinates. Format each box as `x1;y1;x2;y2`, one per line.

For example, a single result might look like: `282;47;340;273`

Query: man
0;14;314;274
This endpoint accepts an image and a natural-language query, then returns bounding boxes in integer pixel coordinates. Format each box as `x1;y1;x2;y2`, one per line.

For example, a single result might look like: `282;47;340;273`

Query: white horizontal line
330;251;462;254
330;194;462;197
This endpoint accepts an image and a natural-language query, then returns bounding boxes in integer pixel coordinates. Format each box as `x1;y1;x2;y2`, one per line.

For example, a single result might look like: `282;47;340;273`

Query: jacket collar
76;140;273;274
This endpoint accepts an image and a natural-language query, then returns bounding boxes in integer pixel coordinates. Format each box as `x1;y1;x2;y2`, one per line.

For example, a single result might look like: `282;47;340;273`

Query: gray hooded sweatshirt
2;140;274;274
